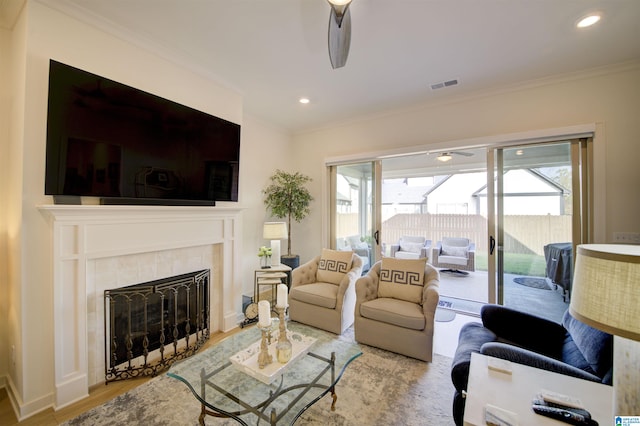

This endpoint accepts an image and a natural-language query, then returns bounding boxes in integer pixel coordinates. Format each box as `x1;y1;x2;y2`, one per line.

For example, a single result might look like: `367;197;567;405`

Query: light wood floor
0;327;243;425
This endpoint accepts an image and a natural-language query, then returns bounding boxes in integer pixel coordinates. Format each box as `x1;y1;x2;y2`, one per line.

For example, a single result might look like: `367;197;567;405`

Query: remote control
532;396;592;419
532;405;596;426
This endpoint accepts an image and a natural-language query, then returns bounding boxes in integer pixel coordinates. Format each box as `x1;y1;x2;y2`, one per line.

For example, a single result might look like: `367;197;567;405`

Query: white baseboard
2;375;54;421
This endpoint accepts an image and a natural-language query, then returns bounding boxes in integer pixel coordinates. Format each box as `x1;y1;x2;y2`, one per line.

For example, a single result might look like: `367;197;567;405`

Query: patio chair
337;235;371;272
389;236;431;260
432;237;475;275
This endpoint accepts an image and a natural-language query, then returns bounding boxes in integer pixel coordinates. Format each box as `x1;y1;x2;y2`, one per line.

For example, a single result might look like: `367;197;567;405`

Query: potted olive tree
262;169;313;269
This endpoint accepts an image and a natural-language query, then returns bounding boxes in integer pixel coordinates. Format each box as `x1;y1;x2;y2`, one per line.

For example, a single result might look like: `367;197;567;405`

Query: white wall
4;1;292;418
292;65;640;263
0;24;10;390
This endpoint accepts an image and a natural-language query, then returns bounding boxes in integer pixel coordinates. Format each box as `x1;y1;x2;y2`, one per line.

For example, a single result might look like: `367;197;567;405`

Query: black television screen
45;60;240;205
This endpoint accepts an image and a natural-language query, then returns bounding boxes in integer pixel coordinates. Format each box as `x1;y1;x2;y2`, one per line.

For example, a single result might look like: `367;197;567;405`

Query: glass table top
167;321;362;425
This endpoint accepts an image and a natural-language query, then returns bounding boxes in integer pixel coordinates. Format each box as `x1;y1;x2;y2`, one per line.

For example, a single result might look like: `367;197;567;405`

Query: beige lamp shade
263;222;287;267
569;244;640;341
263;222;288;240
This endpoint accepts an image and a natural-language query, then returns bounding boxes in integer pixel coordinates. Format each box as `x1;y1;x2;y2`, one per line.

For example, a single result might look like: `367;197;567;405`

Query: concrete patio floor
437;269;569;323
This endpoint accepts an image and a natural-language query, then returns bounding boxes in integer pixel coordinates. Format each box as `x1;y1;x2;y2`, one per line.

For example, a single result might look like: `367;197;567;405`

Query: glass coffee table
167;321;362;425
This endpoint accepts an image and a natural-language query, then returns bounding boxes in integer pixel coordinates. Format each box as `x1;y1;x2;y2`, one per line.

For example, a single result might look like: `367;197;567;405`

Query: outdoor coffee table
167;321;362;425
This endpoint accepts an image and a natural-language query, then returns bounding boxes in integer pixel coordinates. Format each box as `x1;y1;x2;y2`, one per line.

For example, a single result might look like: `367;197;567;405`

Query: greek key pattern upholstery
380;268;422;286
319;259;349;274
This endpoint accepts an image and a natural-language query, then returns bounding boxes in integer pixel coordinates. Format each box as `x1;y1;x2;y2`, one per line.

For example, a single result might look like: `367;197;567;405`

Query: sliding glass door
326;135;593;322
488;139;592;322
329;162;380;272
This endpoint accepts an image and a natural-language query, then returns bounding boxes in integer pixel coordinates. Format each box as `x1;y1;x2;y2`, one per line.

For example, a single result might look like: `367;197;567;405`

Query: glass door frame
328;161;382;266
487;138;594;305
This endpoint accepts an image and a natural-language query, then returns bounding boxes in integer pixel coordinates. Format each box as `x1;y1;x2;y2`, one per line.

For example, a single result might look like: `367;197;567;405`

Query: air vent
430;79;459;91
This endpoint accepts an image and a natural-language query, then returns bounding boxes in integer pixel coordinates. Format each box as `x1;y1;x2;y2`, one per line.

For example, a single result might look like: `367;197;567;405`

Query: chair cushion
289;282;338;309
378;257;426;304
317;248;353;285
401;236;426;244
441;244;468;258
394;251;420;260
401;242;424;254
360;297;425;330
438;255;469;266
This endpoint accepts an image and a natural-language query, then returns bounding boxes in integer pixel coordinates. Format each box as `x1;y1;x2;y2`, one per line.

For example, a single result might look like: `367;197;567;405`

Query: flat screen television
45;59;240;205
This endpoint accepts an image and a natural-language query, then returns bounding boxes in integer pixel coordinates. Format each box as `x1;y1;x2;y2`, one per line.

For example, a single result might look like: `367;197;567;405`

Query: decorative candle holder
257;323;273;369
276;306;292;363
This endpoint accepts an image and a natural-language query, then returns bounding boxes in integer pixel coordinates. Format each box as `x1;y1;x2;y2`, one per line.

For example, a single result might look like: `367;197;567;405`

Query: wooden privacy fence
337;213;572;256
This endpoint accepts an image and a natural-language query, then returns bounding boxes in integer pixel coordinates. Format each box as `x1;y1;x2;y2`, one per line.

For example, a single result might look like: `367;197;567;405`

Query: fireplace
40;205;243;409
104;270;210;382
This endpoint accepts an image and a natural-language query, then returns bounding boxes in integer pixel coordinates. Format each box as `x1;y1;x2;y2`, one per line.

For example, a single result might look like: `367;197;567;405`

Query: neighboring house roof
382;179;430;205
382;170;566;207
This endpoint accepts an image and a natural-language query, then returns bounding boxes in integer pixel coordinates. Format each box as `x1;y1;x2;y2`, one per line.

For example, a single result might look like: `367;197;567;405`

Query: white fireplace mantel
39;204;243;409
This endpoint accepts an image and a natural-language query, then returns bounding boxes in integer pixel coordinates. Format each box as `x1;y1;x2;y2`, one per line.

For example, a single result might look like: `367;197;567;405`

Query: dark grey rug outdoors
513;277;552;290
63;327;455;425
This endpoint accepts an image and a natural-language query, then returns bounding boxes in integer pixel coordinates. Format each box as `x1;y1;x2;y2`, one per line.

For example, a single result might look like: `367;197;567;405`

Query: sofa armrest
480;304;566;359
390;244;400;257
480;342;604;383
451;322;496;392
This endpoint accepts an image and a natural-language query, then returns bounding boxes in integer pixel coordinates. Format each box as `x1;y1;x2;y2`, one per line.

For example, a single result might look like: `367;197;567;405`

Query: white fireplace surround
39;205;243;409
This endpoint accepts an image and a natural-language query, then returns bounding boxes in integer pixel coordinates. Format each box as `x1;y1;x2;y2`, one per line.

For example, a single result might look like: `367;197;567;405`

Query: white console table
464;352;612;425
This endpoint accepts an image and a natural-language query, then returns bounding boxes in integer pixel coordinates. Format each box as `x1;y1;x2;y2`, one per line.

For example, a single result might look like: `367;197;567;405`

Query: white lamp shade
263;222;288;240
569;244;640;341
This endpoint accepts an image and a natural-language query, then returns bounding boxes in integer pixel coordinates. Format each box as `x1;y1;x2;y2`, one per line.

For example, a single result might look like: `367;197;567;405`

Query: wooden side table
464;353;612;425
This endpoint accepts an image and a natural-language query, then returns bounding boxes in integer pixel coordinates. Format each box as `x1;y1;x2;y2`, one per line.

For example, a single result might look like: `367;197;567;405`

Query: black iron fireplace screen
104;269;210;382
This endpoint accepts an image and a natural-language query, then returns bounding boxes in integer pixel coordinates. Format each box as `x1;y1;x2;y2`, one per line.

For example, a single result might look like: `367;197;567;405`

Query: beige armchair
289;250;363;335
354;259;440;361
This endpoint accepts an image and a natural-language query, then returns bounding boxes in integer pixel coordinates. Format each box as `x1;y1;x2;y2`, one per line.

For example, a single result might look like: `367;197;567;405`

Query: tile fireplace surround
39;205;243;409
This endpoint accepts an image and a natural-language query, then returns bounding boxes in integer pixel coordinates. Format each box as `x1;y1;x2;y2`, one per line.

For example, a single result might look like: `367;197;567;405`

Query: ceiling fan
327;0;353;69
436;151;474;162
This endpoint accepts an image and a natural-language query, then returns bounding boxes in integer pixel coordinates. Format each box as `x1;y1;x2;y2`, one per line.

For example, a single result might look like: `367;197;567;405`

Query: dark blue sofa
450;304;613;426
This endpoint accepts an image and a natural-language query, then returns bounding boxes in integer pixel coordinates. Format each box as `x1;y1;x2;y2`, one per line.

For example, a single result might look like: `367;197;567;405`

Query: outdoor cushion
394;251;422;260
442;245;468;258
360;297;425;330
378;257;427;304
289;282;338;309
438;255;469;266
401;242;424;253
316;248;353;285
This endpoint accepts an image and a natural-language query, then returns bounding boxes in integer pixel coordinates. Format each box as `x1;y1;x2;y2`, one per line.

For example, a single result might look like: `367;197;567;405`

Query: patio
437;269;569;323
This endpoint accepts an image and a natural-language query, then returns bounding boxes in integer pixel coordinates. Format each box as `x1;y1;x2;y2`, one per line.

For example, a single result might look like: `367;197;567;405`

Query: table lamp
263;222;288;267
569;244;640;416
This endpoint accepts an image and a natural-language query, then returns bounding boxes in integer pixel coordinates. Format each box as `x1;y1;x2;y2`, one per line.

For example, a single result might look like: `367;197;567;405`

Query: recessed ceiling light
299;98;310;104
577;14;601;28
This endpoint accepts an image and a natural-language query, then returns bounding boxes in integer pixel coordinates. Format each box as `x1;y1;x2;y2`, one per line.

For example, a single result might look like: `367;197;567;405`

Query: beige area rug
64;327;455;425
